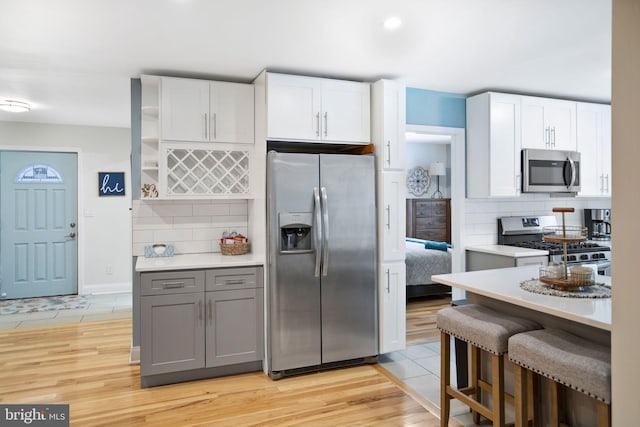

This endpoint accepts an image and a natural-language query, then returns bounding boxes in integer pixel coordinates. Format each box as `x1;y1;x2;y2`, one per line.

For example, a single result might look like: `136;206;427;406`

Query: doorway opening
403;125;466;345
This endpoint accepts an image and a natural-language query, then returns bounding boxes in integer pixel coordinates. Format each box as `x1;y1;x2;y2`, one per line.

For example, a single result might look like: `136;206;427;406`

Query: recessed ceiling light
0;100;30;113
383;16;402;31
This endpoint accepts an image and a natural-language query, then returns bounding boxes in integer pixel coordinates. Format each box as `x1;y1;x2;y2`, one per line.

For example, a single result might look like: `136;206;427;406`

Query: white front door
0;151;78;299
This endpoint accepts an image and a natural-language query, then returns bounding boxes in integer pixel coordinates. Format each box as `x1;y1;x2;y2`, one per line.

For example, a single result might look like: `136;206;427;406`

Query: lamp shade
429;162;446;176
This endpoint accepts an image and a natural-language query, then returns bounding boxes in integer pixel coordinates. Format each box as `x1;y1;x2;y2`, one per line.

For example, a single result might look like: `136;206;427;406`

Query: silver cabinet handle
321;186;329;277
323;112;328;138
315;112;320;137
162;281;185;289
386;269;390;294
545;127;550;148
515;174;521;193
551;126;556;147
224;279;245;285
208;299;212;324
313;187;322;277
204;113;208;139
386;141;391;166
213;113;217;139
385;204;391;229
600;174;604;193
198;300;203;323
606;174;610;193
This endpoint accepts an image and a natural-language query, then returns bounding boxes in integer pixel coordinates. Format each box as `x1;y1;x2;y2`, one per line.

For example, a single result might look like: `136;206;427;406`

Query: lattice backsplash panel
165;148;250;196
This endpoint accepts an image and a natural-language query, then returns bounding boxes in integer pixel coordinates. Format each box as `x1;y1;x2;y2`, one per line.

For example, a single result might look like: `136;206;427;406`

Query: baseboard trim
82;282;131;295
129;345;140;365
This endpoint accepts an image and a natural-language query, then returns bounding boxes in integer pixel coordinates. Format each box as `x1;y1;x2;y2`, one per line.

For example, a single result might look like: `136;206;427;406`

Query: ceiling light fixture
383;16;402;31
0;100;31;113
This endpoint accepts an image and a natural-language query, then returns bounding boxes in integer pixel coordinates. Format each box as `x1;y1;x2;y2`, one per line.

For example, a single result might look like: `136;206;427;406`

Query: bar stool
436;304;541;427
509;328;611;427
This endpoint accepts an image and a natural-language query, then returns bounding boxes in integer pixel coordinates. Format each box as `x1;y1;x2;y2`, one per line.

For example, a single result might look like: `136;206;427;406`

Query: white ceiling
0;0;611;129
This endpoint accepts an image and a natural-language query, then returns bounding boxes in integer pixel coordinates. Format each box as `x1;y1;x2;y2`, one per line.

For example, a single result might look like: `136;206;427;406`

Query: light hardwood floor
0;318;441;426
406;295;452;346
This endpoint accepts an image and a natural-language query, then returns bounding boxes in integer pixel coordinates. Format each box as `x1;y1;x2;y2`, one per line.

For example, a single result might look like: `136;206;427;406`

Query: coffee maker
584;209;612;241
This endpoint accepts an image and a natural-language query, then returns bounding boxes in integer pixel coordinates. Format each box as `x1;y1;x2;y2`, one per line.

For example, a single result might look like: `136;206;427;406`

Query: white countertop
466;244;548;258
432;265;611;331
135;252;264;272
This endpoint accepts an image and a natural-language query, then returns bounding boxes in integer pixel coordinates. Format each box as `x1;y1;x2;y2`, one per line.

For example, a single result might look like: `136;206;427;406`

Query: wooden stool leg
491;353;505;427
597;401;611;427
549;379;560;427
528;370;536;427
440;331;451;427
514;364;528;427
471;345;481;424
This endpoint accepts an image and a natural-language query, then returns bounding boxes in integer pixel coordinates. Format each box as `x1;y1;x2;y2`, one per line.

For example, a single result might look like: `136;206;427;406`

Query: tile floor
379;340;481;427
0;292;132;330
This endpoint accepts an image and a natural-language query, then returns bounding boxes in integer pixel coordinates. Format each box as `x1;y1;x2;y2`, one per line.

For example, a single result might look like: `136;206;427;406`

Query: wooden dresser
406;198;451;243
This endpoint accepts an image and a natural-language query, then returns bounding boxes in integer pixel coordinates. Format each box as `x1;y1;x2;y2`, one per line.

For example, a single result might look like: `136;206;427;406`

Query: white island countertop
466;244;548;258
136;252;264;272
432;265;611;331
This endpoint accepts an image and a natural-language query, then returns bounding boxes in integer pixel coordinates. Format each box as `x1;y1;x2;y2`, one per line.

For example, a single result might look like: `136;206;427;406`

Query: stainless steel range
498;215;611;276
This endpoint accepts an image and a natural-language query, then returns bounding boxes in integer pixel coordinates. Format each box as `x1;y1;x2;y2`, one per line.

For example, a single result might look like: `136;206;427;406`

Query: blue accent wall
406;87;466;128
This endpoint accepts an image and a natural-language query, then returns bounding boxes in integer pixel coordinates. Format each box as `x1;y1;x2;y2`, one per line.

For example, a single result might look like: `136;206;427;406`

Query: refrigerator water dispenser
279;212;312;252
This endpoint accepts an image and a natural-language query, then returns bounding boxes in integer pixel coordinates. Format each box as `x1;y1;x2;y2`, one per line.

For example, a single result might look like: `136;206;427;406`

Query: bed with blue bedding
405;238;452;298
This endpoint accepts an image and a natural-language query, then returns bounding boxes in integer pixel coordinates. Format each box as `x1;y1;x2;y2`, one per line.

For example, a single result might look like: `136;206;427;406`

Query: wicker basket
219;241;249;255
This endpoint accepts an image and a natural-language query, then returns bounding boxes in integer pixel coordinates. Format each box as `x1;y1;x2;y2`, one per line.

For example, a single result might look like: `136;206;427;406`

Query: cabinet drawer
206;266;263;291
415;231;447;242
415;201;447;217
141;270;205;296
415;217;446;228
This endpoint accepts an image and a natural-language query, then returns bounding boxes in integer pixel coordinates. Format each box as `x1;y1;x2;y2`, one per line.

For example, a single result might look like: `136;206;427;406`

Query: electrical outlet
106;264;113;275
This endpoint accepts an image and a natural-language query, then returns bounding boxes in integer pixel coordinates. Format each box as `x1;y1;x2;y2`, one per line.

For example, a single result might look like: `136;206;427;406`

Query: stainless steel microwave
521;148;580;193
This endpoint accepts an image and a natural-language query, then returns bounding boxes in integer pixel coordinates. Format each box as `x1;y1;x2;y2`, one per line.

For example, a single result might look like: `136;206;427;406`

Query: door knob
69;232;76;238
70;222;76;228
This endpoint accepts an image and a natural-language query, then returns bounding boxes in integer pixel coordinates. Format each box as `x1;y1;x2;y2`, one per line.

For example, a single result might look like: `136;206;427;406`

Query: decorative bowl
152;244;167;256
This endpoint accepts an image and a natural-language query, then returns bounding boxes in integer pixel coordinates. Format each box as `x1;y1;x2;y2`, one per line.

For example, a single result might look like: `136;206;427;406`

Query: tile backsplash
131;199;248;256
462;195;612;247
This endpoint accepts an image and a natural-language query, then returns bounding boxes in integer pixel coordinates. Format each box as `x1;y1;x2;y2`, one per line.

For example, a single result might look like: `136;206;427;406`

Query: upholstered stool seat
436;304;541;427
509;328;611;427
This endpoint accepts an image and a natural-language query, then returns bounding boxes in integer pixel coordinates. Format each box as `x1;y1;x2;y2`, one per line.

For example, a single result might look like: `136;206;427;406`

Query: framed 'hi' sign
98;172;126;196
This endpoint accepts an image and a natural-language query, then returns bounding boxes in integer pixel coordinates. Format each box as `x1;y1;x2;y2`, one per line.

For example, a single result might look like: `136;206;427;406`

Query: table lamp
429;162;446;198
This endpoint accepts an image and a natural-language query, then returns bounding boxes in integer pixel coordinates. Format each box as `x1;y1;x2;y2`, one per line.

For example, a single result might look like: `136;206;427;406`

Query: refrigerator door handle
313;187;322;277
321;186;329;276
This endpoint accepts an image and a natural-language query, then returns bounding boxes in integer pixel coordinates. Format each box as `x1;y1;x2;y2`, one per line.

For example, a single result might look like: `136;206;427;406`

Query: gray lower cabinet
206;288;263;367
141;292;206;376
140;265;263;387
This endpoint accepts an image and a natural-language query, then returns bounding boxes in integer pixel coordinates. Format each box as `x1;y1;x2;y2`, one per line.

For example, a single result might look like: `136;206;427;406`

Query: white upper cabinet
266;73;370;144
161;77;254;144
466;92;522;198
371;80;406;171
521;96;577;151
577;102;611;197
161;77;210;142
209;82;254;144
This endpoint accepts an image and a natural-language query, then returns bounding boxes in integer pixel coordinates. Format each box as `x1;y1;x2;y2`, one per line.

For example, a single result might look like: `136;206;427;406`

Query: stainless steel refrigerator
267;151;378;379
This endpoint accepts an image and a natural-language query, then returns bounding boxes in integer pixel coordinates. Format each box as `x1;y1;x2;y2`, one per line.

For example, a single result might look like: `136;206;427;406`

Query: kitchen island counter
432;264;611;331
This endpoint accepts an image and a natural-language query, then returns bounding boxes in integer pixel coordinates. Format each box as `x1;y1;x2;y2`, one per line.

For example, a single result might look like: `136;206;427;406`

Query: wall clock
407;166;430;196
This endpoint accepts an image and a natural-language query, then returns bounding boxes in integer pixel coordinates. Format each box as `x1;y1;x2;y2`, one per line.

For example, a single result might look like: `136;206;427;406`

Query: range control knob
580;254;589;261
